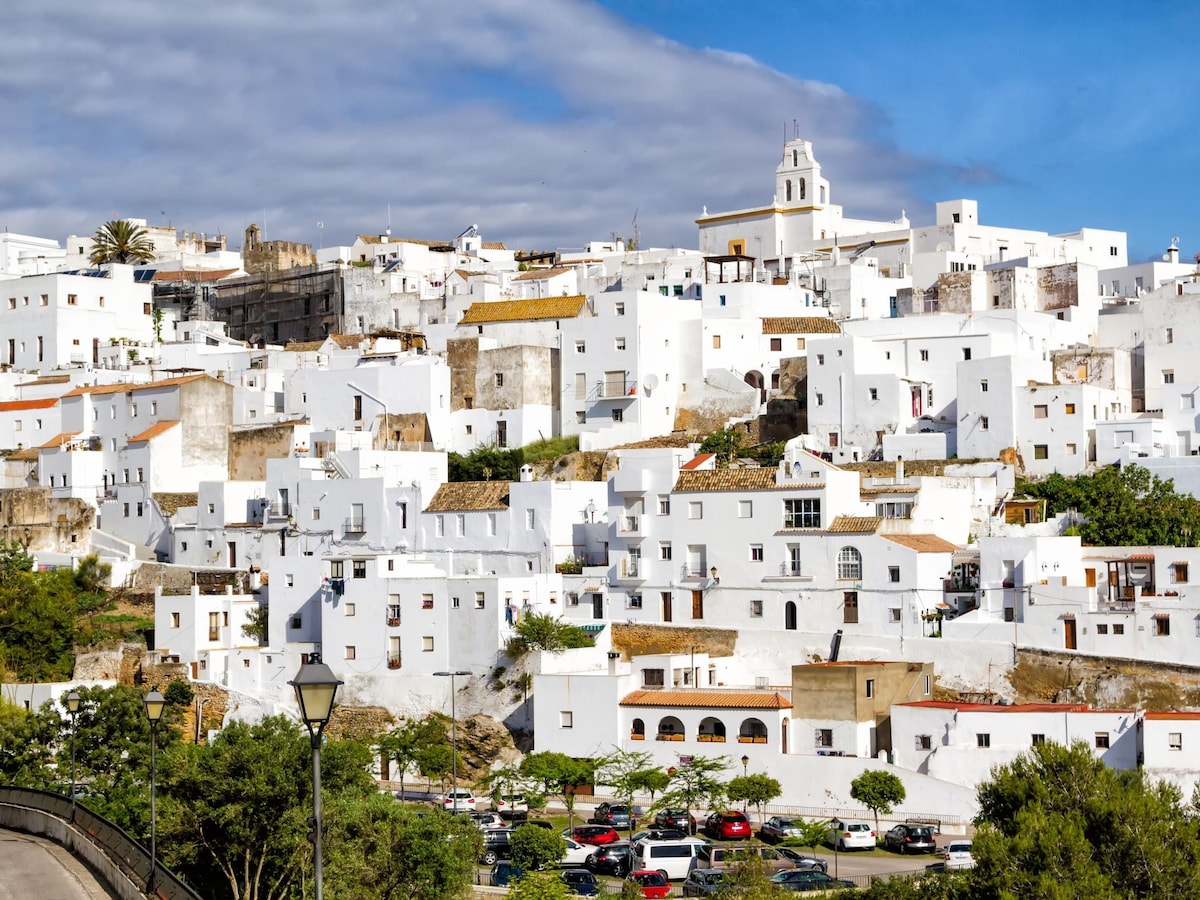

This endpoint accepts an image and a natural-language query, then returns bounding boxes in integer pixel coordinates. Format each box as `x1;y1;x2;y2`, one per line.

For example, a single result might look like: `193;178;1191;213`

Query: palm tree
88;219;157;266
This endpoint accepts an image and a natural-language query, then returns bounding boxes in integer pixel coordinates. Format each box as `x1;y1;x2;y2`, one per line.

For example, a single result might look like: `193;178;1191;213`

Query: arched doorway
785;601;797;630
743;370;766;404
781;717;789;754
631;718;645;740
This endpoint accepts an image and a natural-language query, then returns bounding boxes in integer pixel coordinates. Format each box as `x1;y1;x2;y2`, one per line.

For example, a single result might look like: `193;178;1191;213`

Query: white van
634;837;707;880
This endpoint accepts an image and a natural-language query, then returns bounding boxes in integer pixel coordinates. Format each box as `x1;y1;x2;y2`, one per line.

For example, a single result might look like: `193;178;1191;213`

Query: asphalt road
0;828;116;900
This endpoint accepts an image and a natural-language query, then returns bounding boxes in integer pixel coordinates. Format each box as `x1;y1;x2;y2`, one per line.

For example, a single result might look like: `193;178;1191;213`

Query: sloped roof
0;398;58;412
882;534;960;553
128;420;180;443
620;689;791;710
679;453;715;471
482;242;507;250
327;334;368;349
424;481;511;512
283;340;324;352
154;493;199;517
823;516;882;534
673;469;781;492
15;375;71;387
512;266;574;282
38;431;81;449
151;268;240;282
458;295;588;325
60;375;210;398
761;317;842;335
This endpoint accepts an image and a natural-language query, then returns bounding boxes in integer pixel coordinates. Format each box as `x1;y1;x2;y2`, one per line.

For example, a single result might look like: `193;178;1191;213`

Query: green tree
88;219;157;266
780;819;832;856
323;795;480;900
655;754;729;828
509;823;567;871
241;604;267;644
699;427;746;466
508;872;573;900
628;768;670;806
506;612;593;657
726;773;781;825
849;770;905;835
0;697;56;787
519;751;594;826
594;746;656;832
447;445;525;482
163;679;194;705
379;716;447;800
414;742;454;792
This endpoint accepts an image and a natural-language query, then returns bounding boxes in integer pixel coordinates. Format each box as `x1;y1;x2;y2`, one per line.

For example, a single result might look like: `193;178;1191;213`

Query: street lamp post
433;671;470;812
290;652;343;900
740;754;749;813
142;688;166;894
65;690;81;822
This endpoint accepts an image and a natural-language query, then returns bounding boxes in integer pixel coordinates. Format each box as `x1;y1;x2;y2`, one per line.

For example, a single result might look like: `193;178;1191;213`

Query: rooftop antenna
386;203;391;238
631;209;639;252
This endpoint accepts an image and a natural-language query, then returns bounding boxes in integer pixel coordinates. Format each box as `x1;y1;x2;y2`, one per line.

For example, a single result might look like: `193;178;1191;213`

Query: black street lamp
741;754;749;777
143;688;166;894
64;690;81;822
433;671;470;813
290;652;343;900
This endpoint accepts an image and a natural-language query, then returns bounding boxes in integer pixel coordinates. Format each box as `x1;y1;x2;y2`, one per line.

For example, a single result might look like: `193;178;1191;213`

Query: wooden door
1064;619;1077;650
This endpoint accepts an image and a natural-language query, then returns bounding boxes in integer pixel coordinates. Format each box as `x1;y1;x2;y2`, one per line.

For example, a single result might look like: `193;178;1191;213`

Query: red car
627;870;670;898
566;825;621;846
704;811;752;840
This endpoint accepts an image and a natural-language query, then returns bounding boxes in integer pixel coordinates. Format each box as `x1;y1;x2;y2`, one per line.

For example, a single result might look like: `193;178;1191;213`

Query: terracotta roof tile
151;268;240;283
283;340;325;352
129;420;181;443
761;317;842;335
824;516;882;534
15;375;71;387
60;374;210;399
0;398;58;412
459;295;588;325
620;689;791;710
1144;711;1200;720
860;485;917;495
679;453;715;471
482;242;507;250
424;481;511;512
512;266;574;282
882;534;959;553
154;493;198;517
38;431;81;449
673;469;780;493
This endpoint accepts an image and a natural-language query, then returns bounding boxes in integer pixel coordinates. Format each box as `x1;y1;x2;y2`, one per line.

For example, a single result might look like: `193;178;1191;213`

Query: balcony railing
620;516;640;533
387;616;401;627
656;733;685;742
697;734;726;743
387;654;402;670
344;518;366;535
738;735;768;744
620;559;641;579
267;502;291;518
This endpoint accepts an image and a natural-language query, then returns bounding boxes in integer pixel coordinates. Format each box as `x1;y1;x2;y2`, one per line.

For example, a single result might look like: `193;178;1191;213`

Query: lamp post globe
143;688;166;893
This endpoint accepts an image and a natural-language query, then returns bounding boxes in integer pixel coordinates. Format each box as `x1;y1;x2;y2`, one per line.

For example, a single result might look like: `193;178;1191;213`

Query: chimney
1166;237;1180;265
896;455;905;483
607;651;620;675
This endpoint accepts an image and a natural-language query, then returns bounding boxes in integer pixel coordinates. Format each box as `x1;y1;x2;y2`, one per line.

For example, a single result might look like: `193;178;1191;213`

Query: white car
492;794;529;817
441;789;476;812
943;839;975;869
560;837;593;868
828;819;876;851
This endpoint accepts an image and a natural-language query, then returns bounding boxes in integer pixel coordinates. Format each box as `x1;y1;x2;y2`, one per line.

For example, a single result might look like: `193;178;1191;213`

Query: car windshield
847;824;870;832
635;873;667;886
776;818;795;826
911;828;933;837
565;872;594;884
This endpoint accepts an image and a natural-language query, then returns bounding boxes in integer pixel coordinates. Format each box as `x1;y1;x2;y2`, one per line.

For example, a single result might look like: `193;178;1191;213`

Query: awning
581;624;606;634
583;585;603;592
1153;612;1171;619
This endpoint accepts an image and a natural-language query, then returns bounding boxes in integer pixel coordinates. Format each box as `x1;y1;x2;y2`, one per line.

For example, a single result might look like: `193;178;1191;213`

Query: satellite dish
643;374;660;392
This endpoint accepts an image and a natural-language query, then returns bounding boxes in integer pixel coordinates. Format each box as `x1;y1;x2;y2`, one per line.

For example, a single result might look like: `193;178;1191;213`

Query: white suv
441;789;476;811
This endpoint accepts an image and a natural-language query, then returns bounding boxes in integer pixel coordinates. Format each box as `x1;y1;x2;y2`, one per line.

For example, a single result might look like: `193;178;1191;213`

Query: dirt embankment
1008;649;1200;709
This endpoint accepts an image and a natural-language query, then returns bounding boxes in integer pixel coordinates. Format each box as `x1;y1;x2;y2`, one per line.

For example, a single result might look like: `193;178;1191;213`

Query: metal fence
0;786;204;900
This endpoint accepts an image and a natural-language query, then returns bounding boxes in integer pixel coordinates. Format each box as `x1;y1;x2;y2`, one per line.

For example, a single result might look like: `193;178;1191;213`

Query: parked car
654;808;698;834
703;811;752;840
759;815;805;843
942;839;975;869
626;869;671;899
633;837;708;881
492;793;529;818
694;843;793;874
884;824;938;855
632;828;688;844
470;811;506;830
561;868;601;897
561;837;595;868
525;819;555;830
826;819;875;851
479;828;513;865
774;847;828;872
586;842;634;876
566;825;621;846
490;861;524;887
440;788;476;812
681;868;726;896
591;802;636;830
771;870;857;892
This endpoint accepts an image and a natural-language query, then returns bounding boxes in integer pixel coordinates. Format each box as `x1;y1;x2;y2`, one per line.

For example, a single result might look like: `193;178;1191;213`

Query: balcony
387;654;402;670
696;734;726;743
619;558;642;580
620;515;640;534
267;502;291;519
738;735;768;744
655;733;685;742
344;518;366;535
387;617;401;627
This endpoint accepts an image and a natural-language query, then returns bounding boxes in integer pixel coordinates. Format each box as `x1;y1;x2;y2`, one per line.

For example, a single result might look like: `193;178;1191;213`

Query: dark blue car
561;868;601;896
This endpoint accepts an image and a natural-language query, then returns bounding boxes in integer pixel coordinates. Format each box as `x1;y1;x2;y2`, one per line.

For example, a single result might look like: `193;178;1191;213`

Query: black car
884;824;938;855
654;808;698;834
591;802;636;830
479;828;513;865
490;861;525;886
771;870;857;892
586;841;634;876
561;868;601;897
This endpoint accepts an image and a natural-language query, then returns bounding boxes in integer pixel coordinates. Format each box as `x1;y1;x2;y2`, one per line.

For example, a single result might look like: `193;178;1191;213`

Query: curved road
0;827;116;899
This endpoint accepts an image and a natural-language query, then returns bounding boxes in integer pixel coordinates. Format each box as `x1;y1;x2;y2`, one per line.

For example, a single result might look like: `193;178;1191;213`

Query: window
837;547;862;579
312;507;321;521
688;502;703;520
435;515;444;537
920;349;929;362
816;728;833;748
1064;403;1076;415
815;392;824;406
455;513;465;536
1034;405;1048;418
889;566;900;583
575;340;586;354
1066;443;1077;455
712;335;721;349
843;591;858;624
924;675;932;695
738;500;752;518
770;338;782;352
1097;623;1109;634
916;734;932;750
150;401;157;415
750;544;764;562
788;544;801;575
291;616;302;629
560;711;573;728
643;668;665;687
962;347;972;360
137;502;144;517
495;373;504;387
67;293;77;305
615;337;626;351
352;559;366;579
171;612;180;628
1095;732;1110;749
1174;563;1188;583
1169;732;1182;751
1164;370;1175;384
1156;615;1171;636
980;416;989;431
525;509;535;530
785;498;821;528
750;599;763;617
1034;445;1048;460
422;594;434;609
1032;734;1046;746
422;636;434;652
977;734;991;748
816;354;825;365
344;645;356;659
615;302;625;316
1113;623;1125;635
611;408;623;422
828;432;839;448
658;496;670;515
660;543;672;561
475;592;486;609
1166;327;1174;344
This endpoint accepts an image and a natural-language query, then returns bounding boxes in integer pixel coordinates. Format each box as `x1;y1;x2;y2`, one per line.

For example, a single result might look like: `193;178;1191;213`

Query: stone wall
229;423;296;480
0;488;95;554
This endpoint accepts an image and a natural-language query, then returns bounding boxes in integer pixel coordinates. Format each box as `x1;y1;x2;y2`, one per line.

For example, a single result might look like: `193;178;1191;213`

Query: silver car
759;816;804;842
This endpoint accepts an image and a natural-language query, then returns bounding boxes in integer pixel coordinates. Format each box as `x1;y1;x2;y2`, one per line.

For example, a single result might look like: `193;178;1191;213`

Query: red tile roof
151;268;240;283
899;701;1134;714
882;534;960;553
129;420;180;443
1144;711;1200;720
0;398;58;412
679;453;715;470
38;431;81;449
620;689;791;710
60;375;210;398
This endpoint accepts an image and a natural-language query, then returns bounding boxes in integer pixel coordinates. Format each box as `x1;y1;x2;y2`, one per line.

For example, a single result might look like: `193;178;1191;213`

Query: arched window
785;601;797;630
837;547;862;580
792;149;798;166
631;718;645;739
799;178;806;200
781;717;790;754
657;716;685;740
820;185;826;204
698;716;727;742
739;718;768;743
785;180;792;202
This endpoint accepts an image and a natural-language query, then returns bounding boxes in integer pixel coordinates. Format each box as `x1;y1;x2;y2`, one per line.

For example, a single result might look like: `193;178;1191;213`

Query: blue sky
1;0;1195;262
